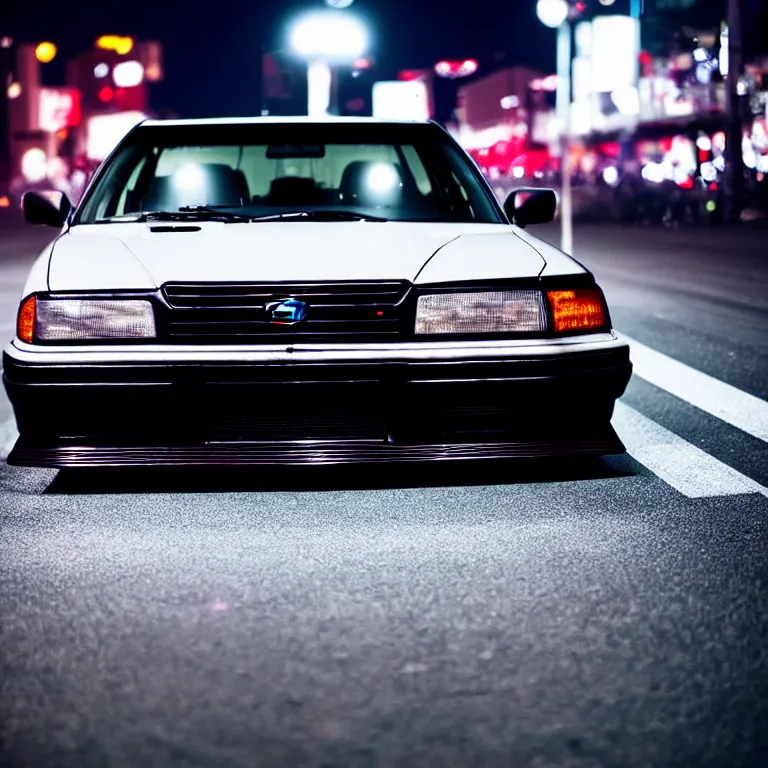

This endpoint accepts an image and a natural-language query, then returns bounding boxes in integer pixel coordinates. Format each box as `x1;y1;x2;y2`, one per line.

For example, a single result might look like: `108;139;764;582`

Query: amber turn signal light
547;289;607;333
17;295;36;343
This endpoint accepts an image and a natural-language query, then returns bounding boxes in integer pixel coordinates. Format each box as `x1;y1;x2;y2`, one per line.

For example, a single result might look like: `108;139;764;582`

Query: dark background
2;1;768;119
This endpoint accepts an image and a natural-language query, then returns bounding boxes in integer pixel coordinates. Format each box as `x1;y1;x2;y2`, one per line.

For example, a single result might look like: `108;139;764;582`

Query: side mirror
21;190;72;227
503;188;557;228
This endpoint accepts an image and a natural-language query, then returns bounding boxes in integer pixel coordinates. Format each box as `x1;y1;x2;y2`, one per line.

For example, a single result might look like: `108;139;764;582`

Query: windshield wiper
248;210;388;223
97;208;387;224
97;207;252;224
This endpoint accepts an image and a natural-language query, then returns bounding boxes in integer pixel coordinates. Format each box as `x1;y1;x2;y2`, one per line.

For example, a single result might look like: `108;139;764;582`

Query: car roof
141;116;435;128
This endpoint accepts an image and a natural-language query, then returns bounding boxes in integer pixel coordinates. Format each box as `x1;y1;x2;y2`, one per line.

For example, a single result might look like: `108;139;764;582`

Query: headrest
143;163;245;211
339;161;404;207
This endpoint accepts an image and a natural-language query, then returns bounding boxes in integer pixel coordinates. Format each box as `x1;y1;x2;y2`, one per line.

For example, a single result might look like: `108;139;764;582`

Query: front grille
162;281;410;343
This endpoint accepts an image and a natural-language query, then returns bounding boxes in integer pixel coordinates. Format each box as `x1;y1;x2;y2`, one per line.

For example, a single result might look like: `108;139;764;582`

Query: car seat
339;161;404;208
142;163;247;211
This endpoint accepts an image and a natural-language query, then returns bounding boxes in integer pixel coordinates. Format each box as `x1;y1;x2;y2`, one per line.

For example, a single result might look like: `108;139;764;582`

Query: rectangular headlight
415;291;547;335
36;299;156;340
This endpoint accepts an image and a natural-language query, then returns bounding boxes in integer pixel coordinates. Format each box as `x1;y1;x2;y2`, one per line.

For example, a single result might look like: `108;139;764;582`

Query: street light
536;0;568;29
536;0;572;255
289;10;368;117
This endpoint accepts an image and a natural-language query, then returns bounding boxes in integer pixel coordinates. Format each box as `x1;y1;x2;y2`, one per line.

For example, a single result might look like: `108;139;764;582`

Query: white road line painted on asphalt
0;419;18;460
613;402;768;499
623;334;768;444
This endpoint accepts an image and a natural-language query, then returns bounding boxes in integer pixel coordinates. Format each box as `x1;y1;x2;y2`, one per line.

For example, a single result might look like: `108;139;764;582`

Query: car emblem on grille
265;298;307;325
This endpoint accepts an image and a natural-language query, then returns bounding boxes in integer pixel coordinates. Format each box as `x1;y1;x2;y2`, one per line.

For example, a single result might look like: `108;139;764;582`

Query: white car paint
41;221;581;293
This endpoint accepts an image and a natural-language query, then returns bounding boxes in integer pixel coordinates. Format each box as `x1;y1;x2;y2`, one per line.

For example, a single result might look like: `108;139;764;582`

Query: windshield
76;122;504;225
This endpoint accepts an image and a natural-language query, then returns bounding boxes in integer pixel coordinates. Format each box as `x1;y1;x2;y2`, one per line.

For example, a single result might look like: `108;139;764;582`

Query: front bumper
3;333;632;467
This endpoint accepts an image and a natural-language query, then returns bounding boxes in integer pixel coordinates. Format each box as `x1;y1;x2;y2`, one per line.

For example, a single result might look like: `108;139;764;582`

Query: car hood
47;221;563;291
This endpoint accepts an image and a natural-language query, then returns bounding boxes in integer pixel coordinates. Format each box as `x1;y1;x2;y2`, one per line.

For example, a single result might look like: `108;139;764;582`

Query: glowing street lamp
290;11;367;62
536;0;568;29
289;10;368;117
536;0;572;255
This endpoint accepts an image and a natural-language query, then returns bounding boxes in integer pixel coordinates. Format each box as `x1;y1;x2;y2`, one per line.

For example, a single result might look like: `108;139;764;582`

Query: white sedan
4;117;631;467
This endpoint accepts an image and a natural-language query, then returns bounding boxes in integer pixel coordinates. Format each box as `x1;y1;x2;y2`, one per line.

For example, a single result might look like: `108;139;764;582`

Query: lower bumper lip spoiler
7;430;626;468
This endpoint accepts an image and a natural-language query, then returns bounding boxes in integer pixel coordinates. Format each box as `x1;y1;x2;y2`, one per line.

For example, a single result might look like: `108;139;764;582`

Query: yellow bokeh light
96;35;134;55
35;42;57;63
116;38;134;55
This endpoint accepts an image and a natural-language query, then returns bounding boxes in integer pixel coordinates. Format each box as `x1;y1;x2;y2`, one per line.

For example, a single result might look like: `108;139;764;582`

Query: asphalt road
1;213;767;768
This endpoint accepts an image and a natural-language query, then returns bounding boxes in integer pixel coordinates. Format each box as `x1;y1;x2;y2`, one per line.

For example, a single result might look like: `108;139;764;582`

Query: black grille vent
162;281;410;343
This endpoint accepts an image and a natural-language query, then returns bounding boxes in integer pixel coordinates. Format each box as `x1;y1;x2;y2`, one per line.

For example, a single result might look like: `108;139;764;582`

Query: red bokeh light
98;86;114;103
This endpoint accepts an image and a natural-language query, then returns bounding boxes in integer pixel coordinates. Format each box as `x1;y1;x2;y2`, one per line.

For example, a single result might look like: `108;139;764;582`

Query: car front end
3;118;631;468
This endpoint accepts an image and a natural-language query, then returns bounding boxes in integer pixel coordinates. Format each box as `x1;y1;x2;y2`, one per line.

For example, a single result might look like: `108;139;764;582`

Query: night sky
3;0;557;118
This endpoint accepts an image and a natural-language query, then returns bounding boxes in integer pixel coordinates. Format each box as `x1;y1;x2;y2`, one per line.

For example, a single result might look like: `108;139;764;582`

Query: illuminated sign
591;15;639;93
372;81;430;121
86;111;147;161
38;88;81;132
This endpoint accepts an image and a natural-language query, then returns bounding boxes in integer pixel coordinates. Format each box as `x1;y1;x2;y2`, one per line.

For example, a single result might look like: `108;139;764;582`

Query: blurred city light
719;23;729;76
536;0;568;29
700;161;717;182
145;63;162;81
7;82;22;100
0;196;11;208
21;148;48;182
289;11;367;61
325;0;355;7
94;63;110;78
500;95;520;109
641;162;665;183
602;166;619;186
86;111;146;161
307;61;332;116
38;88;81;132
598;0;616;5
372;81;429;120
696;135;712;151
113;60;145;88
98;86;114;103
592;16;640;93
434;59;479;79
695;63;712;84
35;42;57;64
96;35;134;56
611;86;640;115
0;37;12;48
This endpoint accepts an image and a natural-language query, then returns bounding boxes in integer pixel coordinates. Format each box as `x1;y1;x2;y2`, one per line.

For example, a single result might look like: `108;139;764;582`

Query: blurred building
1;36;163;201
261;51;377;118
449;65;549;181
451;5;768;195
261;51;309;117
65;39;163;166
